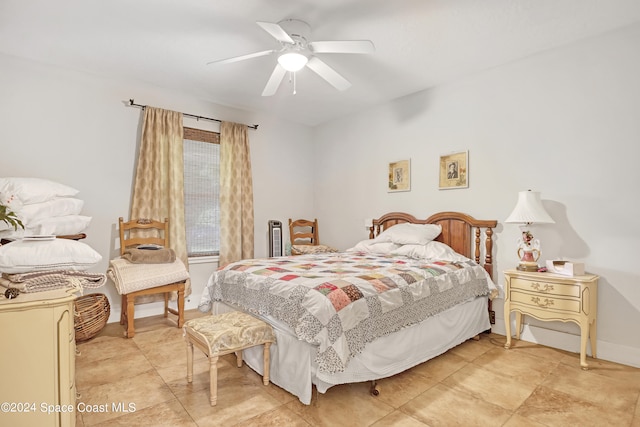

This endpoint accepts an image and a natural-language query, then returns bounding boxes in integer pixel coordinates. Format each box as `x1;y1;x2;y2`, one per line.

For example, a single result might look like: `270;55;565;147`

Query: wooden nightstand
503;269;598;370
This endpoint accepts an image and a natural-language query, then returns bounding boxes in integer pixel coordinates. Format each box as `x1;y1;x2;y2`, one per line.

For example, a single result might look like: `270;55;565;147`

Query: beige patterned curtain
131;106;190;296
219;121;254;266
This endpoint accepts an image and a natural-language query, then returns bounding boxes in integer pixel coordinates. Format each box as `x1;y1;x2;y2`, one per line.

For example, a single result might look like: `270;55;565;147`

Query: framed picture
388;159;411;192
439;151;468;190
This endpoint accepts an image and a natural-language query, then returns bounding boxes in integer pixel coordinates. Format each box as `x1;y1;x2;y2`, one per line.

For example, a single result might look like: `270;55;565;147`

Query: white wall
1;22;638;367
0;53;316;323
313;23;640;367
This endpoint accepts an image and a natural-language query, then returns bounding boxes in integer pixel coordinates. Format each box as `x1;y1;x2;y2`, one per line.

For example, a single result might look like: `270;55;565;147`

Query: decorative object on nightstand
503;269;598;370
505;190;555;271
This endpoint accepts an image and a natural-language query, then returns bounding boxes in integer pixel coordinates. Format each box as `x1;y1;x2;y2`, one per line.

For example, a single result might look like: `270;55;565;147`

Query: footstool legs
184;312;276;407
187;341;194;383
209;355;219;406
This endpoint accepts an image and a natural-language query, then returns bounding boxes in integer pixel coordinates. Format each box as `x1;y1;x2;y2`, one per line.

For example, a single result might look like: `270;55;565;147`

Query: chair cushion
291;244;338;255
184;311;275;354
107;257;189;294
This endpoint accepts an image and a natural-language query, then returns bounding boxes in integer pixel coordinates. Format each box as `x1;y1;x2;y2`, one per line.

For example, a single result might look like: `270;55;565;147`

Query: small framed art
388;159;411;192
439;151;468;190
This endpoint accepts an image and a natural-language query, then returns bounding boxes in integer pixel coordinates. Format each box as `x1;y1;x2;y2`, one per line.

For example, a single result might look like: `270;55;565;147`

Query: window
183;127;220;257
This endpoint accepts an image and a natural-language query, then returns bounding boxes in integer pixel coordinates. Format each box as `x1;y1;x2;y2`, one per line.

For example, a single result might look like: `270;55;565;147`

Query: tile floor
75;310;640;427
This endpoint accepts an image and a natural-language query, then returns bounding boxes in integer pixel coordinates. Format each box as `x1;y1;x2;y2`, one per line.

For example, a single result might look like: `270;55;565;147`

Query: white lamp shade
505;190;555;224
277;52;308;72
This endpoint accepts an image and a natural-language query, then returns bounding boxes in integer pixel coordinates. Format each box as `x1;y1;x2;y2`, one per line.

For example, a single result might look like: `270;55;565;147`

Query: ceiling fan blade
207;49;275;65
306;56;351;91
256;21;294;44
262;64;287;96
309;40;375;54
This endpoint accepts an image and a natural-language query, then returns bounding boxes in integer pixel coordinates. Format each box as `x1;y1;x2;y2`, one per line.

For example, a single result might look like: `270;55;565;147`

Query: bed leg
370;380;379;396
472;335;480;341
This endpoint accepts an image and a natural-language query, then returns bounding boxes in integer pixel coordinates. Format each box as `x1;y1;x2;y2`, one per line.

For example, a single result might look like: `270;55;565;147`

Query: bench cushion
184;311;275;354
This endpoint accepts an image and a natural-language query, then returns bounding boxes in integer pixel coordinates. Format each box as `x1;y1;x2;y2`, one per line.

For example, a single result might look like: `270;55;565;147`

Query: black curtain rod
128;99;258;130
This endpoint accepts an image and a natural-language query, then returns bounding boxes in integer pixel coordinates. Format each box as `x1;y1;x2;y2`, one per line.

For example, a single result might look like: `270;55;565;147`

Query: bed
198;211;497;404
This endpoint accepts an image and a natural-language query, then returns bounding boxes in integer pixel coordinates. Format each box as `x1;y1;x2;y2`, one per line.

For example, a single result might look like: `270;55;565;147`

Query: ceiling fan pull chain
293;72;297;95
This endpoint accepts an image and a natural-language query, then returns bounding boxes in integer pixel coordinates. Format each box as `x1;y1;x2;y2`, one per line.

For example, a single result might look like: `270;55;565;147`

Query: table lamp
505;190;555;271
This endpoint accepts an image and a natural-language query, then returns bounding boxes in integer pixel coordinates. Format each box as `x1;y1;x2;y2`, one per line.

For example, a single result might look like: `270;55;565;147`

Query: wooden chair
118;217;186;338
288;218;320;246
288;218;337;255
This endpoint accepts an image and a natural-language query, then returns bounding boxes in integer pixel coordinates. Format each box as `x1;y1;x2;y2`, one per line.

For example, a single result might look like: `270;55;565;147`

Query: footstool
184;311;276;406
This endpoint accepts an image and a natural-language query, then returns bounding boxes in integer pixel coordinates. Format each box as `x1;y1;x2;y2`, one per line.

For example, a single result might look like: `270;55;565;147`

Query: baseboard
106;297;201;324
493;318;640;369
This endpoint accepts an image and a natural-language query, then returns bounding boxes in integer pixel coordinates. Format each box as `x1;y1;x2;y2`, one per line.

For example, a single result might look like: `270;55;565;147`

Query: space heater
268;220;283;257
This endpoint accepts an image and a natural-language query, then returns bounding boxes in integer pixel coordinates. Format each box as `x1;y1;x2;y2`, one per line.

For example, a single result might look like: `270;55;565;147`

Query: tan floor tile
135;334;191;369
474;347;558;385
543;363;639;411
442;363;536;411
447;334;495;361
76;351;155;389
373;368;438;409
401;383;512;427
73;310;640;427
410;351;469;382
182;390;282;427
78;370;175;426
156;356;212;395
233;406;311;427
570;356;640;385
370;410;429;427
89;399;196;427
502;413;548;427
287;382;394;427
76;333;139;363
517;386;634;427
504;338;573;362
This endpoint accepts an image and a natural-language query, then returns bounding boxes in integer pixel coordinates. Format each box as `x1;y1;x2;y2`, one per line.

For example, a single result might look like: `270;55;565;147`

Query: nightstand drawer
510;290;580;313
511;277;580;298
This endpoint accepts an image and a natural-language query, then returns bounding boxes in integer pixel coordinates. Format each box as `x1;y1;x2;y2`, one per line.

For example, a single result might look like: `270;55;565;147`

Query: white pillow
15;198;84;224
373;223;442;245
391;241;470;262
29;215;91;236
0;177;79;205
0;238;102;273
0;215;91;239
346;239;401;254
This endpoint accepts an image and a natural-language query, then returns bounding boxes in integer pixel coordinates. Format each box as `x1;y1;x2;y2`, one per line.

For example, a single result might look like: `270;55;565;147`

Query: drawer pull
531;296;554;308
531;282;554;293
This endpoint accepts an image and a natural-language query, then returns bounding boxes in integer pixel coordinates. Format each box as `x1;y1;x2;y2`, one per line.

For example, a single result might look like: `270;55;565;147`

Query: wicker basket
74;293;110;342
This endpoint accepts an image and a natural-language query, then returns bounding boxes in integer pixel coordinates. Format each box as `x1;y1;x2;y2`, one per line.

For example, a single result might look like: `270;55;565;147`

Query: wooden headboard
368;211;497;279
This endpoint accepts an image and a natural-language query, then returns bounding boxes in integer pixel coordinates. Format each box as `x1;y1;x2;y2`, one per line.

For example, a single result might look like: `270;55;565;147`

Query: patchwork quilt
199;252;491;374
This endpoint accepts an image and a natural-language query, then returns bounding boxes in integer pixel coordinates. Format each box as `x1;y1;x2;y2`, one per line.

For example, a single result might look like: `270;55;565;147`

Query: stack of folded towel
1;270;106;293
121;247;176;264
0;238;105;294
107;246;189;295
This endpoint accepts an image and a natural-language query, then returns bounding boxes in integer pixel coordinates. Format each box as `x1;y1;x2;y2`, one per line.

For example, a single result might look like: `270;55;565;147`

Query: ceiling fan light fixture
277;52;308;72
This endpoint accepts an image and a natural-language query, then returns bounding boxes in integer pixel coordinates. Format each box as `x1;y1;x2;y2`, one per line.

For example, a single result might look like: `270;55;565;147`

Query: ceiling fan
207;19;375;96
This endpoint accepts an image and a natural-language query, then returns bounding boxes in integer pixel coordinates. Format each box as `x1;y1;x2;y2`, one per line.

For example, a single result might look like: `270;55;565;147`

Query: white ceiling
2;0;640;126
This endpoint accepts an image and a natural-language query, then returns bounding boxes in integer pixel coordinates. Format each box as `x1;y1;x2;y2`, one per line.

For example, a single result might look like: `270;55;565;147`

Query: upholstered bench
184;311;276;406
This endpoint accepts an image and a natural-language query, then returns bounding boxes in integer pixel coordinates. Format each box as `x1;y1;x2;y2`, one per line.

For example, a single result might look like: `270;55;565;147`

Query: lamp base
516;261;539;272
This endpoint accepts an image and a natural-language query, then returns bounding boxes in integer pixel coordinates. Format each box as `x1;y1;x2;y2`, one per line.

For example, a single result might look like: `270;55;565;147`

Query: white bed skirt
213;296;490;405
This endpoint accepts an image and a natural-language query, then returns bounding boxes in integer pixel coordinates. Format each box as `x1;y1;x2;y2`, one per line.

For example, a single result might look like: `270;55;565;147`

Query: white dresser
0;289;77;427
